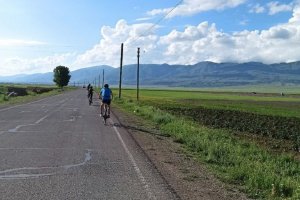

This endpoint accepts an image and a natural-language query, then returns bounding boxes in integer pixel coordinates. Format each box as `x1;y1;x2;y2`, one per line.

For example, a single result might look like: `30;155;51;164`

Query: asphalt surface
0;89;178;200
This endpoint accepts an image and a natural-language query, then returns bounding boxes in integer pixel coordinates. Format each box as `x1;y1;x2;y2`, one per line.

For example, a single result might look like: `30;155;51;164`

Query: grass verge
0;86;75;106
114;98;300;199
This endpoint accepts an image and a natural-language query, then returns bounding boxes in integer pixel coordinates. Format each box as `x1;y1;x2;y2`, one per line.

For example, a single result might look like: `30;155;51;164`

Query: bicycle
102;103;110;125
88;93;93;105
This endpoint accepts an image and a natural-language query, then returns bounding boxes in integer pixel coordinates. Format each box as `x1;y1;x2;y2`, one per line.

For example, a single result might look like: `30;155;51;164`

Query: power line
129;0;183;46
141;0;183;37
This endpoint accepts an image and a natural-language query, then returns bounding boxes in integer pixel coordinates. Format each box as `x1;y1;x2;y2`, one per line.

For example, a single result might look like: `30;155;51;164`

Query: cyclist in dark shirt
88;86;94;104
87;83;91;97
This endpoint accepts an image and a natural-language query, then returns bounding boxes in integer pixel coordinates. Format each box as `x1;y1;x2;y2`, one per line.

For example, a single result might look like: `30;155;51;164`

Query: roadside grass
0;85;76;106
113;89;300;149
114;98;300;199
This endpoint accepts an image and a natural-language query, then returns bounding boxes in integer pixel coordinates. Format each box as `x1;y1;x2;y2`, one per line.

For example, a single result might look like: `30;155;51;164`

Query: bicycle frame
102;103;109;124
88;94;93;105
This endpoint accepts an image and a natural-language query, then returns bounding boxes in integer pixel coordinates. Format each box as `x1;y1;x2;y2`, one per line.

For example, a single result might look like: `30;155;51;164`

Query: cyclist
87;83;91;97
99;84;113;117
88;86;94;104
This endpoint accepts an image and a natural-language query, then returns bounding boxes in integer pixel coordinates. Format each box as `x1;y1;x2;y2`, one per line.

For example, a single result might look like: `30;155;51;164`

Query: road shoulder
112;106;249;200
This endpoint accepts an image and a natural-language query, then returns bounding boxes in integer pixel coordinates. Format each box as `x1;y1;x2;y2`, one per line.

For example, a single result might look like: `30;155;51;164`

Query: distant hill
1;61;300;87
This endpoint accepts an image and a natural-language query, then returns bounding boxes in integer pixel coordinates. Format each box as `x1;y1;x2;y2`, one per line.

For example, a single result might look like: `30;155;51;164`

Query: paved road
0;89;178;200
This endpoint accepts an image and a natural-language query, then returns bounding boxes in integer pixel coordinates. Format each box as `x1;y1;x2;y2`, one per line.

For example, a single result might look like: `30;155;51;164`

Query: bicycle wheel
88;94;92;105
103;104;108;124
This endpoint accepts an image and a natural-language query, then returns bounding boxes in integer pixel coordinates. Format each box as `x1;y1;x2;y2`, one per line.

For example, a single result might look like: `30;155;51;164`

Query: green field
117;88;300;118
114;87;300;199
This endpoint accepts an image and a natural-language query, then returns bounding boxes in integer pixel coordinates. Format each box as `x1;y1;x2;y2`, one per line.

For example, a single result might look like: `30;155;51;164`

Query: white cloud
249;3;265;14
135;17;152;22
73;19;159;67
0;39;46;46
152;2;300;64
1;2;300;76
147;0;247;18
157;12;300;64
267;1;293;15
0;53;76;76
289;2;300;24
239;19;249;26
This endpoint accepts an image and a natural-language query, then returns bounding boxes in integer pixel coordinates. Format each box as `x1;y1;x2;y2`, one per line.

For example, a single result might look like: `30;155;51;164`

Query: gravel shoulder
112;106;250;200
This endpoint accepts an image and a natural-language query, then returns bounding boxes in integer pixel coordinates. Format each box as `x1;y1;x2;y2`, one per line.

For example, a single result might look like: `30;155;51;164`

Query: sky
0;0;300;76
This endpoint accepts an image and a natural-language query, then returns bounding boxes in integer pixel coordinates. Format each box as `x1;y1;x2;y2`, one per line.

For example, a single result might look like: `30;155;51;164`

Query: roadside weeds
113;99;300;199
112;105;249;200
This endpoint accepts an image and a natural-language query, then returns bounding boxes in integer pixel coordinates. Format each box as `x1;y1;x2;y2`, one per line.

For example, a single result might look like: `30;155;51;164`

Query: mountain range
1;61;300;87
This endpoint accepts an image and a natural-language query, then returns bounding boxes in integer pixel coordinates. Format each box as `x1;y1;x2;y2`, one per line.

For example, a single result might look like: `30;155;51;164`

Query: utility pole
137;47;140;101
119;43;123;99
102;69;104;88
98;74;101;89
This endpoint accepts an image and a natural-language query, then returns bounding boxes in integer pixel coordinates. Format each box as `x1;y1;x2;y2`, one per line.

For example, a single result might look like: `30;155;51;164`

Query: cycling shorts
102;99;111;105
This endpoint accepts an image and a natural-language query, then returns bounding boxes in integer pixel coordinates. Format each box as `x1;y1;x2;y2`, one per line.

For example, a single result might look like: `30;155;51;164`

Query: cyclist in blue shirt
100;84;113;117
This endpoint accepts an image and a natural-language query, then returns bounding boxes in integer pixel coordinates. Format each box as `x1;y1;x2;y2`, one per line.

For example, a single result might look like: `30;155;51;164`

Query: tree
53;65;71;88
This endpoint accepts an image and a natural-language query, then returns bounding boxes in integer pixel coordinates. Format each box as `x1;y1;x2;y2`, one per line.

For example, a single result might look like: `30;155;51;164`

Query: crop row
160;106;300;151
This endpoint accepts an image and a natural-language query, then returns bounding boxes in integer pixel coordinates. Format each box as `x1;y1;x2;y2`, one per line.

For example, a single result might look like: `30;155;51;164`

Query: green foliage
2;95;8;101
118;88;300;148
115;95;300;199
162;106;300;150
120;88;300;118
0;84;64;105
27;86;54;94
53;65;71;88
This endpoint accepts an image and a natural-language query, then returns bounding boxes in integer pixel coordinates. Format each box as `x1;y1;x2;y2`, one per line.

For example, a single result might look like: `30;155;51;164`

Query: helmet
104;84;109;88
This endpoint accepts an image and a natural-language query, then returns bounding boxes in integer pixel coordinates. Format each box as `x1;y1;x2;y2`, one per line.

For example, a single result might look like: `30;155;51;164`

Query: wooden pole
137;47;140;101
98;74;101;89
119;43;123;99
102;69;104;88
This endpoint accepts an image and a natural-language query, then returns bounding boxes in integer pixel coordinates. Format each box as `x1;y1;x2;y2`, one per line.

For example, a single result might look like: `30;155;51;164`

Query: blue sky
0;0;299;75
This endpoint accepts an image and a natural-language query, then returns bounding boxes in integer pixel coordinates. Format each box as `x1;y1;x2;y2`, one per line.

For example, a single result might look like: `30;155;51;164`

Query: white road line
0;149;92;180
0;173;55;180
35;114;49;124
8;125;29;132
113;124;156;200
19;111;31;113
0;147;76;150
7;114;49;132
0;99;45;112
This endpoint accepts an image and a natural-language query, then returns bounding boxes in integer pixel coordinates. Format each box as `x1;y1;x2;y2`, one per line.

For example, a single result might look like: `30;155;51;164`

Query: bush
2;95;8;101
27;87;54;94
7;87;28;96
